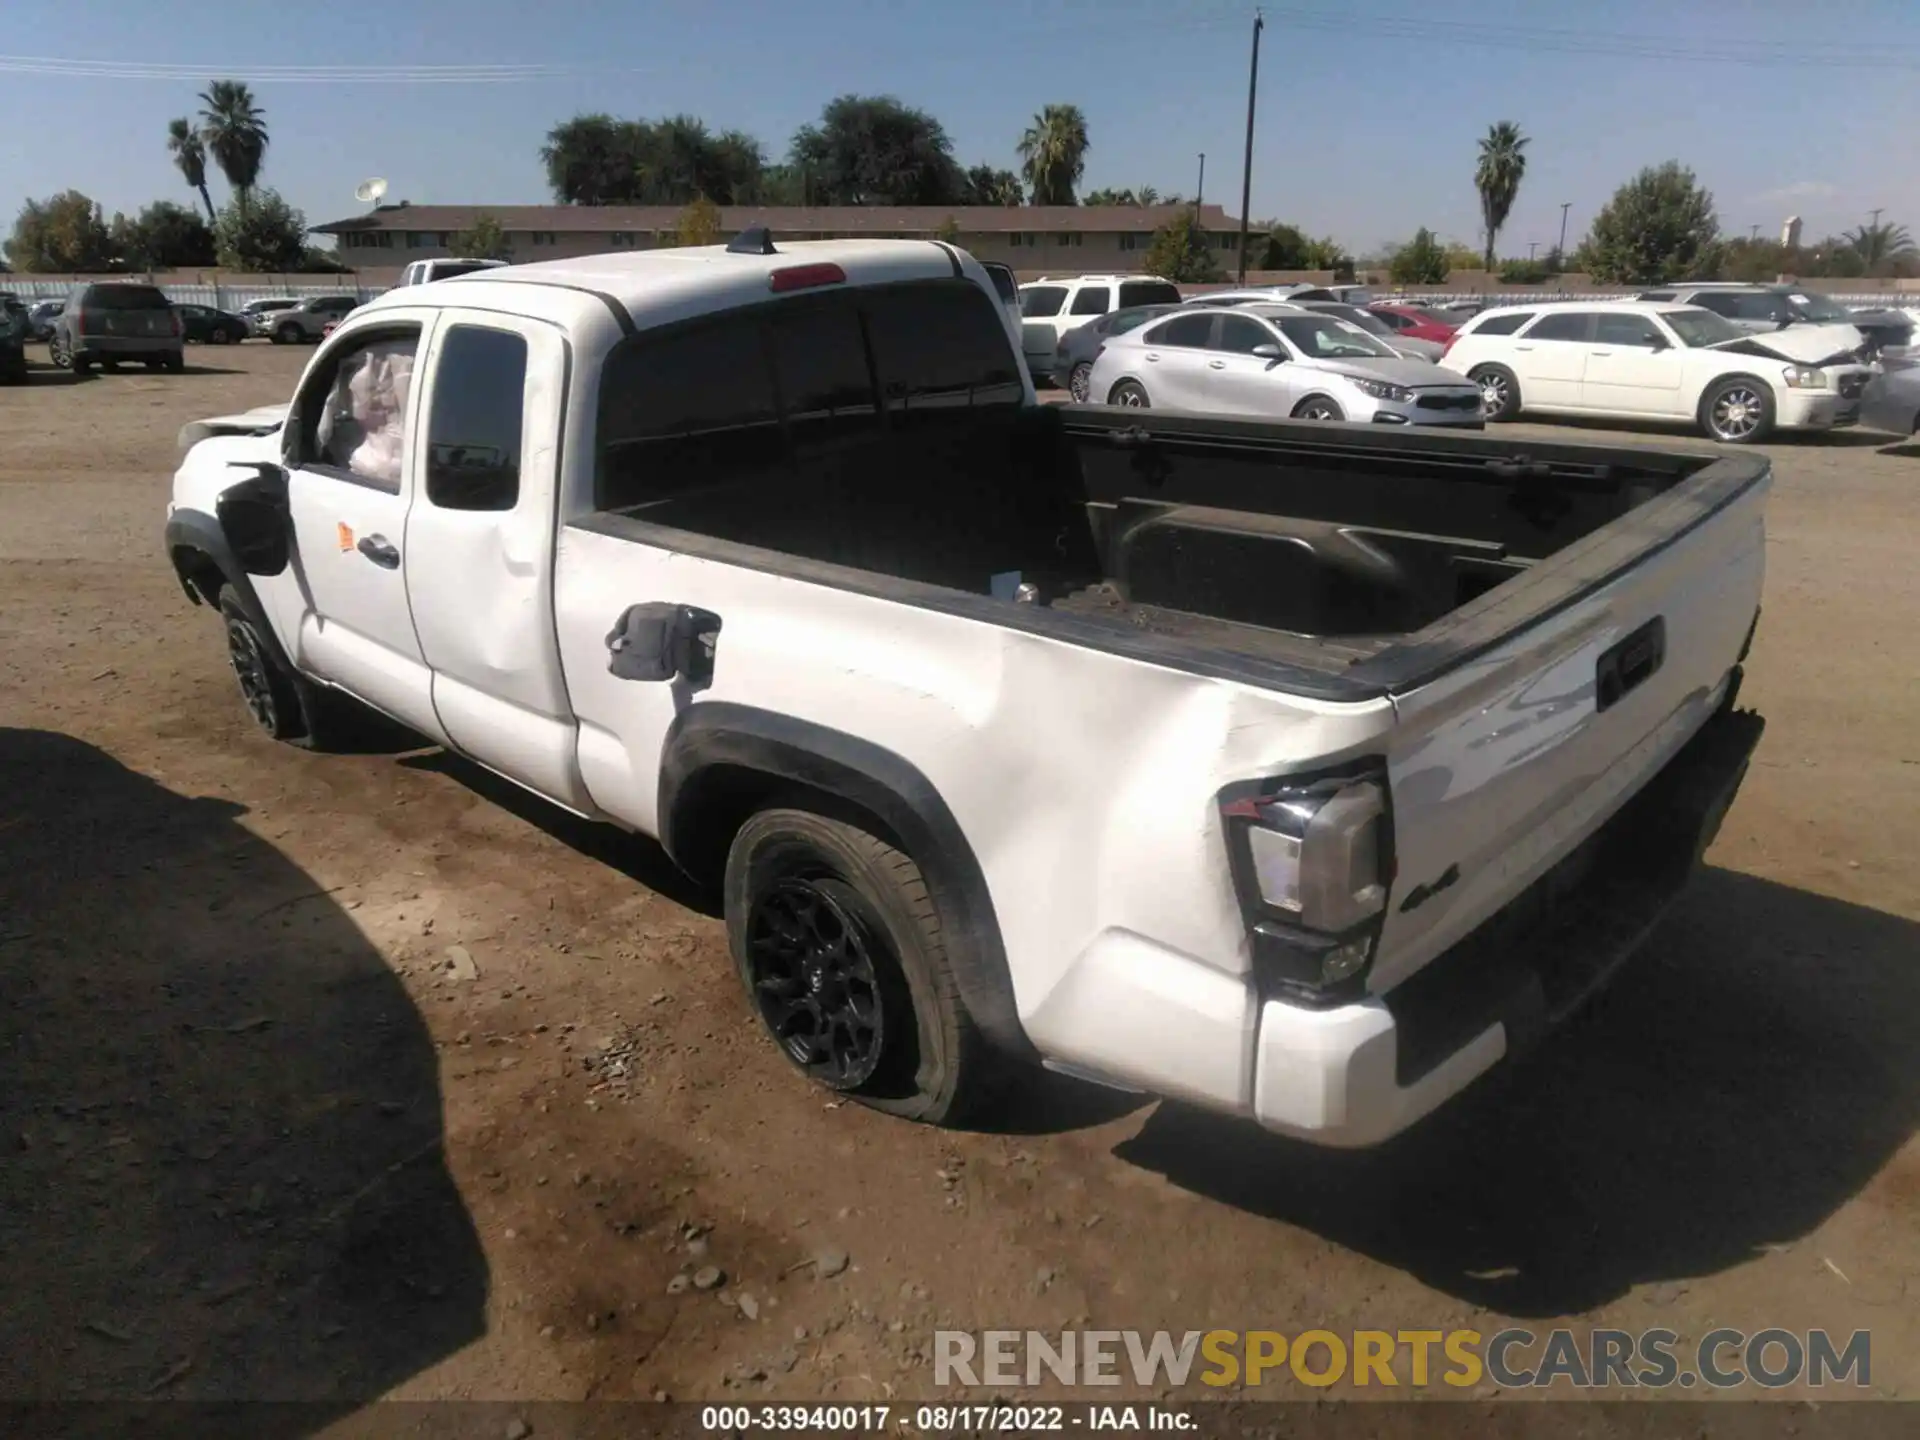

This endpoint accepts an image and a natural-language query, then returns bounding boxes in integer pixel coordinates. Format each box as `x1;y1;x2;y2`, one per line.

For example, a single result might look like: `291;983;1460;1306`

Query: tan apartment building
310;202;1241;275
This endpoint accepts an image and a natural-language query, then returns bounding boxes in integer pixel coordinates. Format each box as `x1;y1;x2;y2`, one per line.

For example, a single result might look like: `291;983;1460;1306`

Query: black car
1;295;28;383
174;303;250;345
48;283;185;375
1050;303;1182;401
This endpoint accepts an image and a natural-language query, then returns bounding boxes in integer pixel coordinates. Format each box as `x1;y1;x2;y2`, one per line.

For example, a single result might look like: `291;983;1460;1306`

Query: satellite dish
354;177;388;207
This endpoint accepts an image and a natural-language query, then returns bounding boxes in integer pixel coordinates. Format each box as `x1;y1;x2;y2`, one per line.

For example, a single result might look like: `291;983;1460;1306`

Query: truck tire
723;805;1000;1126
220;591;306;742
1109;379;1151;408
1292;395;1346;421
274;322;301;345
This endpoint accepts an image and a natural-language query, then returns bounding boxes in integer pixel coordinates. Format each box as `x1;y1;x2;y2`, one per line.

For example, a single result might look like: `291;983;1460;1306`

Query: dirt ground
2;340;1917;1422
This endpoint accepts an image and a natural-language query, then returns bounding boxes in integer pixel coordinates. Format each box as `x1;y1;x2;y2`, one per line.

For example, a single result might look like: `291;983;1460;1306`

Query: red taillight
171;310;183;337
76;309;91;336
769;263;846;293
1440;333;1458;360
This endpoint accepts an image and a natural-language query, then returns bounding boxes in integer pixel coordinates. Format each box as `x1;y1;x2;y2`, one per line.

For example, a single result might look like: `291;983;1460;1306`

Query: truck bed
596;402;1766;700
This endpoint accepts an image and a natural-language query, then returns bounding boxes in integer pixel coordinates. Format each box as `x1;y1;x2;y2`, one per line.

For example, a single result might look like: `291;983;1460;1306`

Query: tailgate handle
1596;616;1666;712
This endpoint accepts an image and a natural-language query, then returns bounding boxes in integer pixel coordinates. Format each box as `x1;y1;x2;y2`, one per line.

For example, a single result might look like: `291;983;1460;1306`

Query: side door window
1068;286;1112;318
1141;313;1215;348
279;318;441;735
1521;311;1596;343
1594;314;1666;348
291;328;424;492
1020;286;1068;318
1214;314;1278;354
423;325;527;511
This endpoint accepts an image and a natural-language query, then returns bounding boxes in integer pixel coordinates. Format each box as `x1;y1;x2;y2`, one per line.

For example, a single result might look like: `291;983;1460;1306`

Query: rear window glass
86;286;170;310
980;265;1018;305
1119;281;1182;307
597;314;785;511
863;281;1025;420
1469;311;1531;336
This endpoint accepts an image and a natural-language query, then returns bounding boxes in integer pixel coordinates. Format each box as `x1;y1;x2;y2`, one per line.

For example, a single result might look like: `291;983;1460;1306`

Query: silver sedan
1085;304;1484;427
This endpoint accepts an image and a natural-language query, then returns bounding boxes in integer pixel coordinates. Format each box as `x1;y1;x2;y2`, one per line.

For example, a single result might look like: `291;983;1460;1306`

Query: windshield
1277;316;1397;360
1665;308;1745;348
1786;292;1850;323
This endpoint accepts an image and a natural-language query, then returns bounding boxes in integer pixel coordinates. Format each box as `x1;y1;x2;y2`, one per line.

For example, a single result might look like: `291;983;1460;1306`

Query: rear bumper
75;336;180;358
1251;687;1764;1146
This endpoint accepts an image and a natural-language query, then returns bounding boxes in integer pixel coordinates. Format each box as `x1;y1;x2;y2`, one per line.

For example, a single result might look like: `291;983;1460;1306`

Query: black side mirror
215;462;292;577
1645;336;1669;352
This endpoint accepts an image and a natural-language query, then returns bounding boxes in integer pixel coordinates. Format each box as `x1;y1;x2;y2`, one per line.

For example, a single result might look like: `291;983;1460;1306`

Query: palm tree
1018;104;1090;206
166;117;217;224
1845;220;1917;272
1474;121;1529;271
198;80;269;210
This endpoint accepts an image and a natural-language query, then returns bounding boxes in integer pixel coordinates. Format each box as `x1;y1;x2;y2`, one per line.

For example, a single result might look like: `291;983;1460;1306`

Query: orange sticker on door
337;522;355;552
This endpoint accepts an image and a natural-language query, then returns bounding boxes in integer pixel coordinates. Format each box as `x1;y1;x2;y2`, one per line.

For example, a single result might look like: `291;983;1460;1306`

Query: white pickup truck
165;232;1768;1146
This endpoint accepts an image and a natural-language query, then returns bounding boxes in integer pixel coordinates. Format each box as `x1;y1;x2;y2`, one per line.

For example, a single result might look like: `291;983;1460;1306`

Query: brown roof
312;203;1235;236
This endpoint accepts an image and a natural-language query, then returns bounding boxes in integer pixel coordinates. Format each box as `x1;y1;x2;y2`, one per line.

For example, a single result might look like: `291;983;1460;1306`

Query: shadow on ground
0;728;486;1431
1116;867;1920;1315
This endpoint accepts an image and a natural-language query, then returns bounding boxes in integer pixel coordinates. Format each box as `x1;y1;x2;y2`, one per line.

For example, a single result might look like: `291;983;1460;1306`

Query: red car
1369;303;1458;345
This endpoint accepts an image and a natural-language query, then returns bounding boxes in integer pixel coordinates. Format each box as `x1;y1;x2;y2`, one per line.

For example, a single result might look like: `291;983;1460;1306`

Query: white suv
399;257;509;287
1016;274;1182;378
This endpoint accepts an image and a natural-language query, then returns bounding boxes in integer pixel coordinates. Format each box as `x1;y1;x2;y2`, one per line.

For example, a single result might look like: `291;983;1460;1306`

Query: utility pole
1870;207;1884;231
1750;224;1760;242
1529;241;1538;261
1236;9;1264;284
1557;202;1570;258
1196;153;1205;208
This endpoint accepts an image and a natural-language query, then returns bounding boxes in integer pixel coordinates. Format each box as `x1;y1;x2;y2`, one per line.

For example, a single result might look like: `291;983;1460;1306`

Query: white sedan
1442;300;1874;444
1085;304;1485;427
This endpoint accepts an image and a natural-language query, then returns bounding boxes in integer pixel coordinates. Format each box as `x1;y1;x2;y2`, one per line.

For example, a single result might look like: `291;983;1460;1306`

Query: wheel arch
164;508;298;677
658;702;1033;1062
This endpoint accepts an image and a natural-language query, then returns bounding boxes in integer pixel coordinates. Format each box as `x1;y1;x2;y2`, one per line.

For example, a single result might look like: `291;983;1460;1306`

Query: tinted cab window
1069;286;1111;317
1470;312;1532;336
1215;315;1276;353
1594;313;1667;347
84;285;171;311
426;326;528;511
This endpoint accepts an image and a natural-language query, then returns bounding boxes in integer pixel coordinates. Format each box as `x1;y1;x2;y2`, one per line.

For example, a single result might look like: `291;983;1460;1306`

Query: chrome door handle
1591;350;1612;356
356;535;400;569
1514;344;1535;351
1208;360;1226;369
1145;353;1160;362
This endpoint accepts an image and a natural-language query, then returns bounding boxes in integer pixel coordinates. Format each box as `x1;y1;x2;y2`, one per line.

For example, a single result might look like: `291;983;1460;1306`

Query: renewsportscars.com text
934;1328;1871;1391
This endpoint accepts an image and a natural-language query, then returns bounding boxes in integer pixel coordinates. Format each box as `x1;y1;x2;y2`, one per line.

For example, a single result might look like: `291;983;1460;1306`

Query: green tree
213;187;307;271
1440;239;1482;272
1389;227;1449;285
199;79;269;210
964;165;1025;206
167;116;217;223
451;212;512;260
1844;221;1917;275
789;95;964;205
1017;103;1090;206
1497;257;1550;284
1474;121;1529;272
1143;209;1223;283
540;113;763;205
1082;187;1135;206
1576;162;1721;284
117;201;216;269
671;196;722;247
5;191;114;272
934;214;961;243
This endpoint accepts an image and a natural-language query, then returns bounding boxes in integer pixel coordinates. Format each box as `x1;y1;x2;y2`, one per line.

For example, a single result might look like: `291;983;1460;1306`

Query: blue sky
4;0;1918;258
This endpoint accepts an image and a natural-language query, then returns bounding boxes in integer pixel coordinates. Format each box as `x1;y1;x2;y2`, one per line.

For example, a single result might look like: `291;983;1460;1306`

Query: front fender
163;508;298;677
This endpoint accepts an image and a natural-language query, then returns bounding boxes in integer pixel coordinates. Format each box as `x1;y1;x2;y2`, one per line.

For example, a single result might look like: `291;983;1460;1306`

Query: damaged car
1442;300;1873;443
